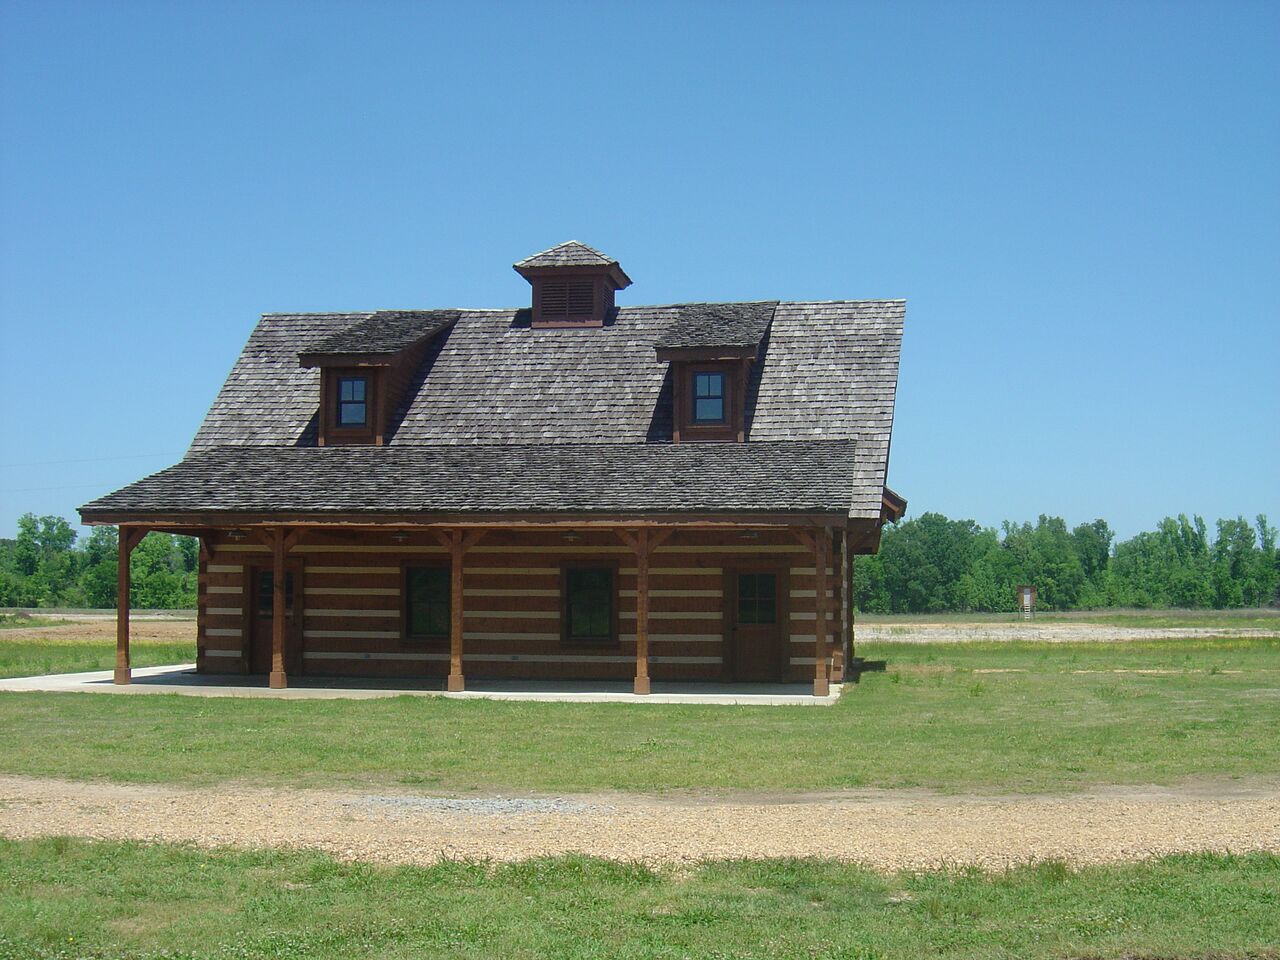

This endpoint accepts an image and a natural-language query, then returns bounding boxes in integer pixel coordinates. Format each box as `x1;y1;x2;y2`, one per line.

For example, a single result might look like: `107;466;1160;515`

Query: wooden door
728;569;784;682
247;564;302;675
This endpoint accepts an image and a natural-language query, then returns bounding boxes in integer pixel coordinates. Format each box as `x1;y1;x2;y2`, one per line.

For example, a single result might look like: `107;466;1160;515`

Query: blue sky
1;0;1276;543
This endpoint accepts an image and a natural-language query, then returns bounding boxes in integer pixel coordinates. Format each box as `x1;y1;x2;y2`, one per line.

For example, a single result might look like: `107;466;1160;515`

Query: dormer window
692;371;726;424
337;376;368;427
514;241;632;329
653;301;780;444
298;310;460;447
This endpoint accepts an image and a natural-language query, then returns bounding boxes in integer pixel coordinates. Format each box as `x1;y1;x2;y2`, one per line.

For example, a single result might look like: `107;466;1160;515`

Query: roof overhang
654;345;759;363
298;352;398;368
79;441;867;526
512;262;633;290
881;486;907;522
80;510;851;530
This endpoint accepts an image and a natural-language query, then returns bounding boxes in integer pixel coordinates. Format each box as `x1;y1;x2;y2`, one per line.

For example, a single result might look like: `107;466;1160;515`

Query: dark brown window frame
559;560;620;647
672;359;743;442
336;374;369;428
691;369;727;424
319;367;382;446
401;559;451;644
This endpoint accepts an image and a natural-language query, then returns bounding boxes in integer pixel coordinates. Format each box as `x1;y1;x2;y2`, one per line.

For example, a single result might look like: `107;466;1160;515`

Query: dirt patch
0;620;194;645
858;621;1277;644
1;775;1275;870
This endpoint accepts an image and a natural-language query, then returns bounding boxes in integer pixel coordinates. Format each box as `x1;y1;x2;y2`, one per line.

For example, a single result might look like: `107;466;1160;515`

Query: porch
0;663;844;706
104;519;877;699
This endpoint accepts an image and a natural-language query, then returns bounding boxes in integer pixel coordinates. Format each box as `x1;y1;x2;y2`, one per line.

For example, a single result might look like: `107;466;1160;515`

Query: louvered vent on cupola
513;241;632;328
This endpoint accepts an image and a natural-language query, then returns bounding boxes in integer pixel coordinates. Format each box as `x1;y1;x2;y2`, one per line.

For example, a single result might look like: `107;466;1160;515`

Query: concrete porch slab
0;664;843;706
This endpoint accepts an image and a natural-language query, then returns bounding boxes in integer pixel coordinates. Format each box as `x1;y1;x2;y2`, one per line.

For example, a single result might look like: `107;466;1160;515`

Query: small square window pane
339;402;366;425
340;378;366;402
695;398;724;422
695;373;724;399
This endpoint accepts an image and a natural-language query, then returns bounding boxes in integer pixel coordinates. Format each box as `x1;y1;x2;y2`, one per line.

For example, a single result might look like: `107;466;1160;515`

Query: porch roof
79;440;867;521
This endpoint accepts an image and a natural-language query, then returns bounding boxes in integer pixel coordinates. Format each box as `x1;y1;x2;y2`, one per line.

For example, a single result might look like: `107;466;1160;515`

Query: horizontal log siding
198;528;834;683
198;556;245;670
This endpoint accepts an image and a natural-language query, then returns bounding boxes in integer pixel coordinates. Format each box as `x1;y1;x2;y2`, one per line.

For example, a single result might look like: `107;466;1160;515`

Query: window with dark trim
736;572;777;624
255;571;295;616
405;566;450;639
337;376;368;427
692;371;726;424
564;566;615;643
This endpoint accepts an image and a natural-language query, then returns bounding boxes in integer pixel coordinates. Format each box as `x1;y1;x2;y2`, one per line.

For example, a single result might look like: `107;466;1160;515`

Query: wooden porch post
268;527;302;689
436;528;485;692
619;528;672;696
832;530;848;683
114;526;146;685
813;528;831;697
634;530;652;695
269;528;287;689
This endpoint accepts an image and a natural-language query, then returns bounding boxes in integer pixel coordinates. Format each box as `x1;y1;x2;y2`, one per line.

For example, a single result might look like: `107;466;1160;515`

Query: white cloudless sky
1;0;1276;541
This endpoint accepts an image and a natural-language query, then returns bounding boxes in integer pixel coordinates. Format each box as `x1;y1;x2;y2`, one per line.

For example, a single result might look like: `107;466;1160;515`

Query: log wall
196;527;846;684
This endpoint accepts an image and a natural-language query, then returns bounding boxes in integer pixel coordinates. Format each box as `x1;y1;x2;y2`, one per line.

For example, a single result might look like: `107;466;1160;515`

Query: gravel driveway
856;621;1278;644
2;775;1276;870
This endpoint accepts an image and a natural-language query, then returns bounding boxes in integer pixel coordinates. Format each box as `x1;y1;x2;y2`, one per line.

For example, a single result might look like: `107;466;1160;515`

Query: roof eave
76;508;852;529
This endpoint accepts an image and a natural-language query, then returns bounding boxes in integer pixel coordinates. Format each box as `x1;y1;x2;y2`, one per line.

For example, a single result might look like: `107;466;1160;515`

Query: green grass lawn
1;839;1276;960
0;638;195;680
1;637;1276;794
0;613;73;630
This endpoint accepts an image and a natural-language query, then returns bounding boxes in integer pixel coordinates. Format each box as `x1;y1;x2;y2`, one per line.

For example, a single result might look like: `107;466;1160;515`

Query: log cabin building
80;242;906;696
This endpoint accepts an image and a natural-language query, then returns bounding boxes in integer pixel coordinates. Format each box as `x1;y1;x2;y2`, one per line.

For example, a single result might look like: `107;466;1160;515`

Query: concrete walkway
0;664;842;705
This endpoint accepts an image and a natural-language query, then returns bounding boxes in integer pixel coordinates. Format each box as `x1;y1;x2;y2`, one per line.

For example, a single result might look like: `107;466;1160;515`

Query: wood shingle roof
90;291;904;522
80;441;864;518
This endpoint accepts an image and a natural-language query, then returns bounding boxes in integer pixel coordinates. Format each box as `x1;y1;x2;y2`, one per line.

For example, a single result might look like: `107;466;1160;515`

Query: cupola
514;241;632;328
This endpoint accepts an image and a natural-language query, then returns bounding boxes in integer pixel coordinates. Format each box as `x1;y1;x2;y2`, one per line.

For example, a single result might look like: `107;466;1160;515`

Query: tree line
2;510;1277;613
854;512;1279;613
0;515;197;609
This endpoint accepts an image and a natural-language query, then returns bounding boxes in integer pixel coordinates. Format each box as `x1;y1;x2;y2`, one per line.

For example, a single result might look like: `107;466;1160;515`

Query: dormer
514;241;632;328
654;301;778;443
299;310;458;446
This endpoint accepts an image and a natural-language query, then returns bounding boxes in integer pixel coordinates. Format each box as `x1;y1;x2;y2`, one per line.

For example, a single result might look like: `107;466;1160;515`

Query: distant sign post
1017;584;1037;620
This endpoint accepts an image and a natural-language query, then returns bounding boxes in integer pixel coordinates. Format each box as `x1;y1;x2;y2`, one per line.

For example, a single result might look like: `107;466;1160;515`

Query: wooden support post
813;527;831;697
266;526;303;689
114;526;145;685
846;530;856;667
634;530;652;695
832;530;848;683
435;528;486;692
618;527;673;696
448;530;465;692
269;527;288;689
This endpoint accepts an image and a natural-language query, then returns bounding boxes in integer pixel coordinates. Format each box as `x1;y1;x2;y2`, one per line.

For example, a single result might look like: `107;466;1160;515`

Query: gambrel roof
82;263;905;524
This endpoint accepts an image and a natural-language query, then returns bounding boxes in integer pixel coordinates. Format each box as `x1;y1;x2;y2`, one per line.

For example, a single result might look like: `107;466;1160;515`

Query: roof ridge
514;240;617;268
